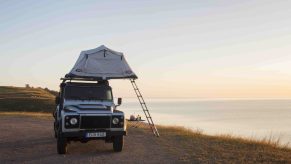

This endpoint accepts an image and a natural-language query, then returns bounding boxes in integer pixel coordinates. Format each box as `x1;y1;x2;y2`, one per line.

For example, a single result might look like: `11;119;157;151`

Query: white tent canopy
66;45;137;80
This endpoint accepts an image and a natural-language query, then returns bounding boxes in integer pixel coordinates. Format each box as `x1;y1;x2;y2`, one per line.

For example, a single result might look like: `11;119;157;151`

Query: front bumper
63;130;126;138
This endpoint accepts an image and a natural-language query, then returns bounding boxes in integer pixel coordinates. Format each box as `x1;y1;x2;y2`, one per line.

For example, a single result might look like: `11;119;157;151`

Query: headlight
65;115;79;129
112;117;119;125
70;118;78;125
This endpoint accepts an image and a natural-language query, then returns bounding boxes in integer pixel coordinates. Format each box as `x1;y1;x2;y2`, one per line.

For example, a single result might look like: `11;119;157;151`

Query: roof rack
61;77;103;82
61;76;137;83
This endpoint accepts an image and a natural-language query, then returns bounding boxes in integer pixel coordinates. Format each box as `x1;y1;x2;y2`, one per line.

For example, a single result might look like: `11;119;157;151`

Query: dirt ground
0;116;181;164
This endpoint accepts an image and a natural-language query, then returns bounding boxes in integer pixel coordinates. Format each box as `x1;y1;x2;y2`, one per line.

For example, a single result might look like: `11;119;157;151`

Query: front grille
80;116;111;129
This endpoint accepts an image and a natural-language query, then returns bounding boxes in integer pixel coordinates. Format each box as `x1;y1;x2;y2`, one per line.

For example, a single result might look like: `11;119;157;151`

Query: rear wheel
113;136;124;152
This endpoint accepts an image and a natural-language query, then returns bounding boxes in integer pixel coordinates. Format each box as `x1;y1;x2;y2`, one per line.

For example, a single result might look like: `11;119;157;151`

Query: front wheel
113;136;124;152
53;121;57;138
57;134;67;154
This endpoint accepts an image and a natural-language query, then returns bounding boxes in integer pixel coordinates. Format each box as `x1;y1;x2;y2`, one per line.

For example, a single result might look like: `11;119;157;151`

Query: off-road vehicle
53;79;126;154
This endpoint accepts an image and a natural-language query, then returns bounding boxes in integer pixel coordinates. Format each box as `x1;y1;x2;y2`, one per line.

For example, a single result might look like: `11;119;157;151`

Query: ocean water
118;98;291;146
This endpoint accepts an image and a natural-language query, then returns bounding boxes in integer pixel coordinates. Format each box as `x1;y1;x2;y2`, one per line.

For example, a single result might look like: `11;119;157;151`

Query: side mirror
117;98;122;105
55;96;60;105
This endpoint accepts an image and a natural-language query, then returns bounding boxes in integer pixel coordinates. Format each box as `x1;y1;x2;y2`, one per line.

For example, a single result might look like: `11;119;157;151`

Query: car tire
57;126;67;154
54;122;57;138
113;135;123;152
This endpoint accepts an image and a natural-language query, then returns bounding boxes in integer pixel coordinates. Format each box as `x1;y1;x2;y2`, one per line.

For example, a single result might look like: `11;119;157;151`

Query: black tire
113;135;124;152
54;122;57;138
57;123;67;154
57;134;67;154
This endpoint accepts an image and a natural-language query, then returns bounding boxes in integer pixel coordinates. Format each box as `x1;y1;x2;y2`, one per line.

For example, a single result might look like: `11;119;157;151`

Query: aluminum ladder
130;79;160;137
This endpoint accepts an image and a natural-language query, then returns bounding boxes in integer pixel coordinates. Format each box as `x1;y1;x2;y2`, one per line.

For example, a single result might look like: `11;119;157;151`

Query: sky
0;0;291;98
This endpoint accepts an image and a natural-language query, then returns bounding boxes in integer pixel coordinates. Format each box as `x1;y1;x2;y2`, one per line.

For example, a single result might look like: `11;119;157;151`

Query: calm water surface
118;98;291;146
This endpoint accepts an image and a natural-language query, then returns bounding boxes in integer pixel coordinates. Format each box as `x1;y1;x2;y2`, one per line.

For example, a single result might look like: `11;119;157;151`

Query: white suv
53;80;126;154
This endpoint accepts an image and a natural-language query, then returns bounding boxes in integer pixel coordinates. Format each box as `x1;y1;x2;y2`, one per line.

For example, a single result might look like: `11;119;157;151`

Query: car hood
63;100;114;114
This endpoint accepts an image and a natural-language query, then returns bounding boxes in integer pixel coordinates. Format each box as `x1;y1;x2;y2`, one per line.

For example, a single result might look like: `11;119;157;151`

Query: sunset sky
1;0;291;98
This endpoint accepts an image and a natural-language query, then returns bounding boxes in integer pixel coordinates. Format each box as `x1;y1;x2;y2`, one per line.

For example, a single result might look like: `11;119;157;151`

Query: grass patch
152;125;291;163
0;86;55;113
128;123;291;162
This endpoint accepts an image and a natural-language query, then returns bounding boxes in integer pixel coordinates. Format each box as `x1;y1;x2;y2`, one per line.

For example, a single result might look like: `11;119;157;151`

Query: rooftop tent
66;45;137;80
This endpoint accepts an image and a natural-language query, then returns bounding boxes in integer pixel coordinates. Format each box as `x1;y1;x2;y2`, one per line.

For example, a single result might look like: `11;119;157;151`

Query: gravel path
0;116;180;164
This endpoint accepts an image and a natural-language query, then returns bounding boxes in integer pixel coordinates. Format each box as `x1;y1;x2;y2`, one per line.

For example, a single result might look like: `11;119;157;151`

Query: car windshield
64;85;112;101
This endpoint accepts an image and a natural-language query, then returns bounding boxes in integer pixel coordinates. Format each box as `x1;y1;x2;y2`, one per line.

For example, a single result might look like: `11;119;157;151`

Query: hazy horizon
1;0;291;98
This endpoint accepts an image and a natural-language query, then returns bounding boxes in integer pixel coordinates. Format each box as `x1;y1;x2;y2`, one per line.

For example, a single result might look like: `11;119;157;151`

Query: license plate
86;132;106;138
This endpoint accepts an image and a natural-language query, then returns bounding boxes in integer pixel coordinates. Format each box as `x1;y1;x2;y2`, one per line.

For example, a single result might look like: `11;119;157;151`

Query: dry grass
0;86;55;113
217;133;290;150
151;125;291;163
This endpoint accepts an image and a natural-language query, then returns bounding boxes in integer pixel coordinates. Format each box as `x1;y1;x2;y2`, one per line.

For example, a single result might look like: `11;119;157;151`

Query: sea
118;98;291;146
